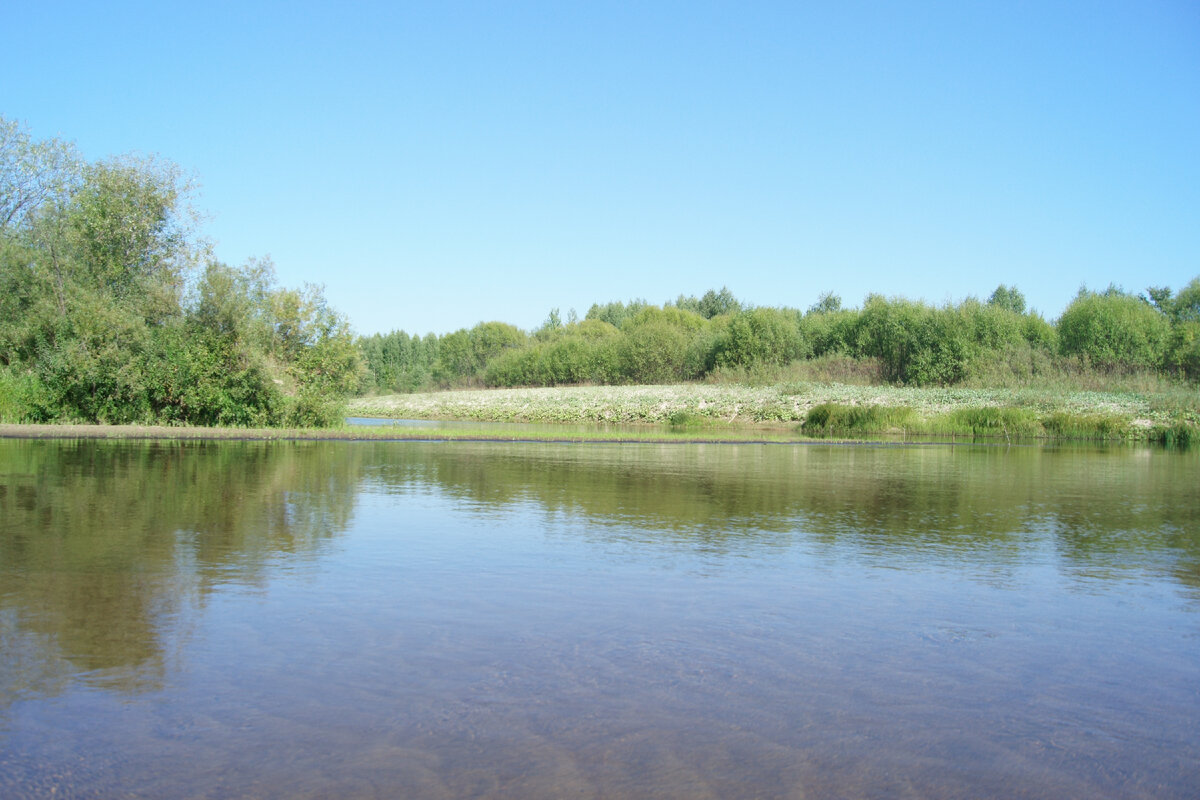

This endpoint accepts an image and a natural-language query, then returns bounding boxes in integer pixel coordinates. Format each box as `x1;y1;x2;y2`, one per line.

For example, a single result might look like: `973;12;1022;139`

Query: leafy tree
618;321;692;384
1144;285;1175;316
1057;289;1170;370
698;287;741;319
0;114;361;425
808;292;842;314
1171;278;1200;324
585;298;649;328
713;308;807;368
1;116;80;234
987;284;1026;315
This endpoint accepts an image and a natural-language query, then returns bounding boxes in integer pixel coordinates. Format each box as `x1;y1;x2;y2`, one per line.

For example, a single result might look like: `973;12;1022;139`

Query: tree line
359;281;1200;394
2;114;1196;426
0;116;361;425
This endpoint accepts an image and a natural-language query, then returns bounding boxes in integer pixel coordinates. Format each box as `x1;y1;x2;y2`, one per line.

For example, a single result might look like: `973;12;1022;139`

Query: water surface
1;439;1197;798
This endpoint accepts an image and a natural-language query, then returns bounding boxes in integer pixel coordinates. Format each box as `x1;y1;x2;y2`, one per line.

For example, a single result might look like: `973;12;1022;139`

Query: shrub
1148;422;1195;448
1041;412;1128;439
0;368;42;423
1165;321;1200;380
1057;290;1170;370
712;308;808;369
802;402;915;434
802;308;861;358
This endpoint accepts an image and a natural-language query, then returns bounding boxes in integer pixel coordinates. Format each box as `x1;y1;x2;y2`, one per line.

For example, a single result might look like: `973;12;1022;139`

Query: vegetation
359;282;1200;400
0;116;361;426
2;114;1196;433
347;382;1199;442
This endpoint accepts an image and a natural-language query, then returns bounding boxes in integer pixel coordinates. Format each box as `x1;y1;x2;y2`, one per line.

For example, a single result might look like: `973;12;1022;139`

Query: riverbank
0;422;806;444
349;382;1199;442
2;382;1195;444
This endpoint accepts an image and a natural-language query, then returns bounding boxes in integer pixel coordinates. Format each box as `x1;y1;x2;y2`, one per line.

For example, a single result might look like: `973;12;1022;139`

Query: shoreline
2;381;1195;445
347;383;1197;443
0;422;958;445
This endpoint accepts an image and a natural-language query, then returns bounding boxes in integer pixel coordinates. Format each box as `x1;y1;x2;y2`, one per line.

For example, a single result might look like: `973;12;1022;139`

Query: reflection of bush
0;440;362;694
4;438;1197;700
362;443;1200;590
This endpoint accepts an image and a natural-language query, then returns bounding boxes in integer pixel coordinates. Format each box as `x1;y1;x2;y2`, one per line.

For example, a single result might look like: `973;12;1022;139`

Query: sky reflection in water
0;439;1197;799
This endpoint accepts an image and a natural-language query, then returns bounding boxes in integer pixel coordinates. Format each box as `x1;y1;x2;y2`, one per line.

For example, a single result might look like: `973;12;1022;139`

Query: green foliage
618;320;693;384
0;368;42;422
533;308;564;341
802;307;860;357
585;298;650;328
1165;321;1200;379
1148;422;1195;448
713;307;808;369
670;287;741;319
946;406;1040;437
1057;289;1170;370
803;402;916;434
616;307;712;383
807;292;842;315
358;329;438;393
962;342;1055;386
1040;411;1129;440
0;115;360;427
485;333;620;387
987;284;1026;315
1021;313;1057;350
1173;278;1200;324
431;321;527;386
853;296;974;385
363;277;1199;394
697;287;742;319
1;115;81;233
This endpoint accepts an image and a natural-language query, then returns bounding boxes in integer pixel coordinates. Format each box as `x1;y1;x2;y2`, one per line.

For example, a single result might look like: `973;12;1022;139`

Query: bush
803;402;916;434
618;321;692;384
712;308;808;369
1057;290;1170;370
946;406;1040;437
1041;412;1128;439
1165;321;1200;380
0;368;42;423
1148;422;1195;448
802;308;861;358
853;296;976;386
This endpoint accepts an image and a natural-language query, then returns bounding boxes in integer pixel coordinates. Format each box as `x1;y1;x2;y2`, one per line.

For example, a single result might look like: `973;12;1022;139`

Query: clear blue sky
4;1;1198;335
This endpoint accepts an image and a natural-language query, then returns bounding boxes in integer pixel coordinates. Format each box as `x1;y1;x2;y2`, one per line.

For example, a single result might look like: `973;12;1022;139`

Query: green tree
987;284;1026;315
698;287;741;319
1;116;80;234
808;292;842;315
1057;288;1170;370
712;307;807;368
585;298;650;328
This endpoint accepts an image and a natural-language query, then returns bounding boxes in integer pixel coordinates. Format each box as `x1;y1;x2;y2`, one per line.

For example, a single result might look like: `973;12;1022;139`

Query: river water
1;438;1197;798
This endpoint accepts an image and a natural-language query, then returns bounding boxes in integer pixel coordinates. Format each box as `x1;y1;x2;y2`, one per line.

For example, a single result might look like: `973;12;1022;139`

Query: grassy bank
349;382;1200;442
0;422;821;445
3;381;1195;444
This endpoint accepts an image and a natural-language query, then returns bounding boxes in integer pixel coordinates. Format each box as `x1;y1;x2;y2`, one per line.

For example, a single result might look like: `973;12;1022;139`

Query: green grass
9;380;1194;445
1148;422;1196;448
348;383;1199;443
0;421;809;445
802;402;918;434
946;407;1042;438
799;402;1137;441
353;382;1195;423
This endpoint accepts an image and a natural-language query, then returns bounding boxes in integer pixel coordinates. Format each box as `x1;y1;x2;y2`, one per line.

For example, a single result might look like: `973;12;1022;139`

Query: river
1;438;1197;798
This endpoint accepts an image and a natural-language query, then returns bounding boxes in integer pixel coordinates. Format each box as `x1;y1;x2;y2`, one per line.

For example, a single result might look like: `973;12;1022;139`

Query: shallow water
1;439;1197;798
